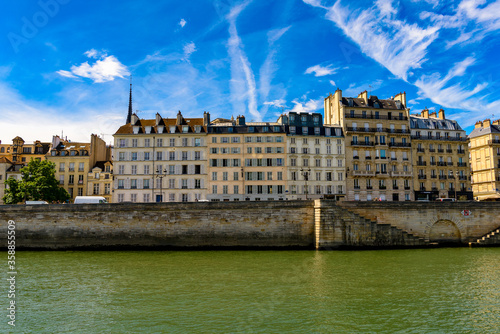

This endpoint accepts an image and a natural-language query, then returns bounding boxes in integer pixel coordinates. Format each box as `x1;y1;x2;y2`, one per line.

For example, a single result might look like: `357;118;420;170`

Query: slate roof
468;123;500;139
341;95;405;109
410;116;463;131
115;116;206;135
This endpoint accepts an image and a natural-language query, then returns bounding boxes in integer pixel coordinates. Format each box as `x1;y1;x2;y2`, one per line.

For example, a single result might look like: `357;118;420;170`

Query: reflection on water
5;248;500;333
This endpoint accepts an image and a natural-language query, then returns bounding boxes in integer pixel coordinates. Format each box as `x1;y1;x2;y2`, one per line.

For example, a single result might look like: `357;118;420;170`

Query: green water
2;249;499;333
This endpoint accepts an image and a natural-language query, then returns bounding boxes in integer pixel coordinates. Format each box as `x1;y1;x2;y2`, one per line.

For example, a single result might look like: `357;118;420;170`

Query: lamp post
155;167;167;202
455;170;459;201
300;168;311;200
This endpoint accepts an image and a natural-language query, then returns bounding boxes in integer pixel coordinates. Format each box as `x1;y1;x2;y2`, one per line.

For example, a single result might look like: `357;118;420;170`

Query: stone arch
428;219;462;244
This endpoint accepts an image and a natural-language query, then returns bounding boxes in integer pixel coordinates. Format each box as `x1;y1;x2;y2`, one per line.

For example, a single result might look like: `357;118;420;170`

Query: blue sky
1;0;499;144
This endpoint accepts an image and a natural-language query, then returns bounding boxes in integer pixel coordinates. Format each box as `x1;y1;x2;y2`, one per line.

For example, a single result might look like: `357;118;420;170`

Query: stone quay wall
1;200;499;250
0;201;315;250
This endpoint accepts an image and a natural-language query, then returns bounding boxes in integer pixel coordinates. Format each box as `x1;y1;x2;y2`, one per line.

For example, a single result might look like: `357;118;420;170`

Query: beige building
277;112;345;200
0;157;13;203
207;115;287;201
324;89;413;201
468;119;500;201
113;112;208;203
47;134;110;201
410;109;472;201
87;161;113;203
0;136;51;165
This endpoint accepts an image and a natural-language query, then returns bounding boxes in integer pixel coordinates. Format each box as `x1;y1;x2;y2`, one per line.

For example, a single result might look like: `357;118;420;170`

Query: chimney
131;113;139;125
357;90;368;105
394;92;407;108
438;109;445;120
492;119;500;126
236;115;245;126
429;111;437;118
475;121;483;129
483;119;491;128
203;111;210;126
421;109;429;118
176;111;183;125
155;113;162;125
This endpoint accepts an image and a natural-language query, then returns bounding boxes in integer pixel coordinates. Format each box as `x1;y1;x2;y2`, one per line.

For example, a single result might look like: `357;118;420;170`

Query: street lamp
300;168;311;200
455;170;459;201
155;167;167;202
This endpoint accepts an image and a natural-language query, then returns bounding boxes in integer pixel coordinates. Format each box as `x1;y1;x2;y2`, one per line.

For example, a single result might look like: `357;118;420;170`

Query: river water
3;248;499;333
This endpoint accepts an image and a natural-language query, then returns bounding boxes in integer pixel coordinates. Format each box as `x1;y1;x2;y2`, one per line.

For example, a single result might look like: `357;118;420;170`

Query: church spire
126;75;133;124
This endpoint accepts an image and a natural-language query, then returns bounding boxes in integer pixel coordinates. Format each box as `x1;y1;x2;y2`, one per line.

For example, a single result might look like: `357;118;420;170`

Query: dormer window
301;115;307;122
169;126;176;133
51;150;57;156
133;126;140;134
182;125;189;133
70;150;76;156
195;125;201;133
145;126;151;134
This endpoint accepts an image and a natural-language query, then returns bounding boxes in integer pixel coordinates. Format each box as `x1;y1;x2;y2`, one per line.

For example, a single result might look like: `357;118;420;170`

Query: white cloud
264;99;286;108
344;79;384;97
329;80;336;86
183;42;197;59
179;18;187;28
57;50;129;83
290;98;322;113
305;64;338;77
376;0;397;18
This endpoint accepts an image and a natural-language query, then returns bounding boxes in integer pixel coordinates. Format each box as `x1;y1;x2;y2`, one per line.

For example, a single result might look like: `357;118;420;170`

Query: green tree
2;159;70;204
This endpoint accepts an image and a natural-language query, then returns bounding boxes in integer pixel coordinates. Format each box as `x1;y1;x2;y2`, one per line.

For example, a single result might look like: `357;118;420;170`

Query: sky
1;0;499;144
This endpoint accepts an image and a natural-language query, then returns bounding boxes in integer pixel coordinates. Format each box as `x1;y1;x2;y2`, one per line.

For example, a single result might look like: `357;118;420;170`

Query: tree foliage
2;159;70;204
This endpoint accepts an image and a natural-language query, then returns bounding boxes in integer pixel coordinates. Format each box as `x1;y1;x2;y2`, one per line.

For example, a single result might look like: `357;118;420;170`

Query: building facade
113;112;208;203
207;115;287;201
410;109;472;201
324;89;413;201
468;119;500;201
87;161;113;203
0;137;51;165
278;112;345;200
47;134;110;201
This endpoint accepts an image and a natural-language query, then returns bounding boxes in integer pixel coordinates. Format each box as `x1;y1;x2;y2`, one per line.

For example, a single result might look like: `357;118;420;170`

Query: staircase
315;203;428;249
471;227;500;246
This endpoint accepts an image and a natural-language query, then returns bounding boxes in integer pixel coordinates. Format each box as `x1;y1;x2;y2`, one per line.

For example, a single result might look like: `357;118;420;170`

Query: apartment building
324;89;413;201
277;111;345;200
411;109;472;201
206;115;287;201
0;136;51;164
468;119;500;201
47;134;110;201
113;112;208;203
87;161;113;203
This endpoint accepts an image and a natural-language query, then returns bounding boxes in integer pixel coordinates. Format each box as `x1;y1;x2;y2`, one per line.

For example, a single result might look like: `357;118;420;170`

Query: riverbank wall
1;200;499;250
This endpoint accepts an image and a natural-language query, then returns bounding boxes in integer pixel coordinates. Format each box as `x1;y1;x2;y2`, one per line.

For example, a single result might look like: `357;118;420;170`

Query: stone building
87;161;113;203
468;119;500;201
277;111;345;200
47;134;111;201
324;89;413;201
113;112;208;203
410;109;472;201
206;114;287;201
0;136;51;164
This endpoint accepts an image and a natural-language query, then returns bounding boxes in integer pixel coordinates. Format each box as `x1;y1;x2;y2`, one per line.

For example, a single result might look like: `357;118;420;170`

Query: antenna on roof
369;85;372;97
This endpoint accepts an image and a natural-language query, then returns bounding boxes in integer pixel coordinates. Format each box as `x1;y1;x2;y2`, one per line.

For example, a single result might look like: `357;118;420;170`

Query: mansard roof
468;124;500;139
410;115;463;131
115;116;207;135
341;96;405;109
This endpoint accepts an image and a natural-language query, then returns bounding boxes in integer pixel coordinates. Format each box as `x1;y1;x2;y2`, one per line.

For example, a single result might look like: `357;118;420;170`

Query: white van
73;196;108;204
25;200;49;205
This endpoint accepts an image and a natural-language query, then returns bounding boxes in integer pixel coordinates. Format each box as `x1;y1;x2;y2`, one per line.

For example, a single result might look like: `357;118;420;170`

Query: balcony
431;175;437;179
457;149;465;154
457;162;467;167
438;149;444;153
418;175;426;179
59;168;65;172
69;168;75;172
447;162;453;166
351;170;376;177
488;139;500;145
411;135;467;142
389;143;411;148
437;162;447;166
392;186;399;190
446;149;453;153
417;161;426;166
459;176;468;181
354;186;361;190
351;141;375;146
419;187;426;191
432;187;438;191
390;171;412;178
379;186;387;190
429;148;436;153
417;148;425;153
404;186;411;190
345;114;408;121
366;186;373;190
439;175;447;180
430;161;436;166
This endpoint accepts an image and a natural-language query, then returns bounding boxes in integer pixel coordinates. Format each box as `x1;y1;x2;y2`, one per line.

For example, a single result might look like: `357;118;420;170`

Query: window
119;152;125;161
212;172;218;181
157;152;163;161
157;138;163;147
144;152;150;161
182;138;188;147
131;165;137;175
169;179;175;189
195;151;201;160
267;172;273;180
132;139;138;147
145;139;150;147
118;165;124;175
169;152;175;161
277;172;283;181
143;194;150;202
234;185;239;194
143;179;150;189
131;179;137;189
212;185;217;194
